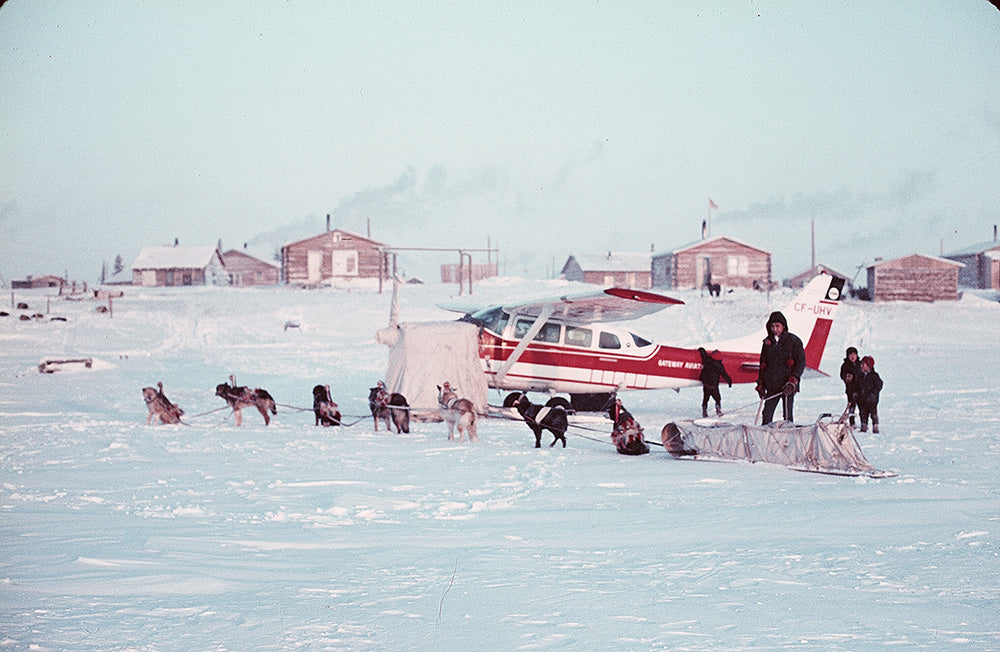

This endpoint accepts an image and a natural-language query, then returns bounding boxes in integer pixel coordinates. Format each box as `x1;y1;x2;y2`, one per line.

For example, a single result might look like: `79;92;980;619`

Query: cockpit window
599;331;621;349
468;307;509;335
513;319;561;343
535;322;561;343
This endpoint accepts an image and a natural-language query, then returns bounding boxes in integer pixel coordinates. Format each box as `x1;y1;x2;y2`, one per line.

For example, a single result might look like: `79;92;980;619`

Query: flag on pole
708;199;718;210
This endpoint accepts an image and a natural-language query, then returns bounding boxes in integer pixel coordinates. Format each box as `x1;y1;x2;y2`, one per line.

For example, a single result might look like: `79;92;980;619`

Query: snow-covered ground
2;278;998;651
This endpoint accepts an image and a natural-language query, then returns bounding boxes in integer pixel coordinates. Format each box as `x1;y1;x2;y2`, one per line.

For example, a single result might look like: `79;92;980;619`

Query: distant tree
101;261;108;284
113;254;124;275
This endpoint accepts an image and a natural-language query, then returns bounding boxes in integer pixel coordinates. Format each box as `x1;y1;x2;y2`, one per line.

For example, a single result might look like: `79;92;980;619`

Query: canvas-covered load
661;417;891;477
382;321;489;419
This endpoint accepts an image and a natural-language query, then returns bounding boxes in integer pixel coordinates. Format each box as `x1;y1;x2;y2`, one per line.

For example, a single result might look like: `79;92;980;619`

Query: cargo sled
661;415;895;478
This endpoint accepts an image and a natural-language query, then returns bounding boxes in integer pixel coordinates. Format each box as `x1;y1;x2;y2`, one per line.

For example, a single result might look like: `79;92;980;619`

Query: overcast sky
2;1;999;284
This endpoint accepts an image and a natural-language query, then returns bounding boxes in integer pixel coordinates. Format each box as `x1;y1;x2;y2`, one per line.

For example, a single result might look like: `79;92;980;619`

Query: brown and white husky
437;382;477;442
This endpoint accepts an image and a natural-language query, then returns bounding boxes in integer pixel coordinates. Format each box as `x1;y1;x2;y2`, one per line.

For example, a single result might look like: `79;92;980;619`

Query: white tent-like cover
383;320;490;418
661;417;891;477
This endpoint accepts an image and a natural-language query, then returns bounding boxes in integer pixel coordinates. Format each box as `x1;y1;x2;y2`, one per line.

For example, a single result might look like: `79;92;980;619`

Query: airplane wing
498;287;683;323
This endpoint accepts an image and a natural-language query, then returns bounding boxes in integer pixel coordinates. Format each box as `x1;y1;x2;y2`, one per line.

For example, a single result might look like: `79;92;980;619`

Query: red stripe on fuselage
479;331;763;389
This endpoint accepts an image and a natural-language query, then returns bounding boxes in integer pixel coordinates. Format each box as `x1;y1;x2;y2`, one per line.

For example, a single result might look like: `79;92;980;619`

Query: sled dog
142;382;184;425
368;382;410;433
512;393;568;448
437;382;477;442
312;384;341;427
605;396;649;455
215;381;277;426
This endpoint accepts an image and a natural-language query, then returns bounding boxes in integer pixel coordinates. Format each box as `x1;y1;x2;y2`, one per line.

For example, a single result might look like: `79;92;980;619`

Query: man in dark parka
756;311;806;425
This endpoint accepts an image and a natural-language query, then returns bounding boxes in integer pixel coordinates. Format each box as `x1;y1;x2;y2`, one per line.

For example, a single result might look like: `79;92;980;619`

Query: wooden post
466;253;474;295
109;295;113;319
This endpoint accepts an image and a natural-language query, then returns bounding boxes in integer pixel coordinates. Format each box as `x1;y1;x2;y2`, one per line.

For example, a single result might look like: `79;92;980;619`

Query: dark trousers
762;393;794;425
845;392;857;425
859;402;878;428
701;385;721;409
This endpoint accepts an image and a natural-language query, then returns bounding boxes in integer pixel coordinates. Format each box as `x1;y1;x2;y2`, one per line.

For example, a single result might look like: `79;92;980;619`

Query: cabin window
599;331;621;349
728;254;749;276
535;322;561;343
473;308;508;335
514;319;560;343
565;326;593;348
631;333;652;347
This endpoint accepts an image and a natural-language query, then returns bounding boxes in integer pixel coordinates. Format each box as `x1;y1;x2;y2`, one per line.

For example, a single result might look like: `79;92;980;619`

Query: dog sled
38;357;93;373
661;414;895;478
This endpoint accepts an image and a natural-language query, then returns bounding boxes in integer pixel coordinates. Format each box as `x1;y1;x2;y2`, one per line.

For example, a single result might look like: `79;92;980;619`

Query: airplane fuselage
475;312;760;394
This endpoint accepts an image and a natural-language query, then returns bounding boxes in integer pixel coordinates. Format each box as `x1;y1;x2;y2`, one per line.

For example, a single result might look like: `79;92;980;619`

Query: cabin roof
132;246;222;269
944;240;1000;257
222;248;279;268
656;235;770;257
568;252;652;272
868;253;964;269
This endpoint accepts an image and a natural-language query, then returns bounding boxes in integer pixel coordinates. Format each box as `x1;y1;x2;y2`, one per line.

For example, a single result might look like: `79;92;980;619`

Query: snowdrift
661;417;893;477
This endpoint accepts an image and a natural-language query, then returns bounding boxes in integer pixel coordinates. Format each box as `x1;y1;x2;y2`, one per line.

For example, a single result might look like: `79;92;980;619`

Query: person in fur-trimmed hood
698;347;733;417
756;310;806;425
857;355;883;433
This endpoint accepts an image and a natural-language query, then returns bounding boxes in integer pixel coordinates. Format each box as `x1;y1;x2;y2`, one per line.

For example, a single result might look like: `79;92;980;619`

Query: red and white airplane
443;274;845;410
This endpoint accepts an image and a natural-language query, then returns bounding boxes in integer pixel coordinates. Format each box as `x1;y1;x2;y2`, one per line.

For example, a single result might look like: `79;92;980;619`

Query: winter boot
873;423;879;434
702;407;708;418
860;421;868;433
849;414;856;427
716;404;723;417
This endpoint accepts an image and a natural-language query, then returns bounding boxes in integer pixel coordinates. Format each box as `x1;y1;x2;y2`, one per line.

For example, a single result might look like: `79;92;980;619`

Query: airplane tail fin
785;274;845;371
704;274;845;373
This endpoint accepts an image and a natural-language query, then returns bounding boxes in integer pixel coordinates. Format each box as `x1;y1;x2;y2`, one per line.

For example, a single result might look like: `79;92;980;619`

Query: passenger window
565;326;593;348
599;331;621;349
535;322;561;343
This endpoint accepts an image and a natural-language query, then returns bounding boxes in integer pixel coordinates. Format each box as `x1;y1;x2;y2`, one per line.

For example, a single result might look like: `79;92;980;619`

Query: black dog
312;384;342;427
368;382;410;433
604;395;649;455
513;393;568;448
706;282;721;297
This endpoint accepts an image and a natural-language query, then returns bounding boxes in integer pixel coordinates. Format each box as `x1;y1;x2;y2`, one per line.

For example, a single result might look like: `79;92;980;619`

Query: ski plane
442;274;845;411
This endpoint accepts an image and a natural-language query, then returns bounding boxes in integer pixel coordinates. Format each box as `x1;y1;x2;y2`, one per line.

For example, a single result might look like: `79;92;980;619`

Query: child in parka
840;347;861;426
857;355;883;433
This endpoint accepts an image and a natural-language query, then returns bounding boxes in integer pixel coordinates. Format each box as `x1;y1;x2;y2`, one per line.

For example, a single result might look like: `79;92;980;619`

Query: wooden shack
441;262;498;284
652;236;771;290
221;248;280;286
943;235;1000;289
131;246;228;287
785;264;853;293
561;252;652;288
281;229;387;285
866;254;964;302
11;275;67;289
